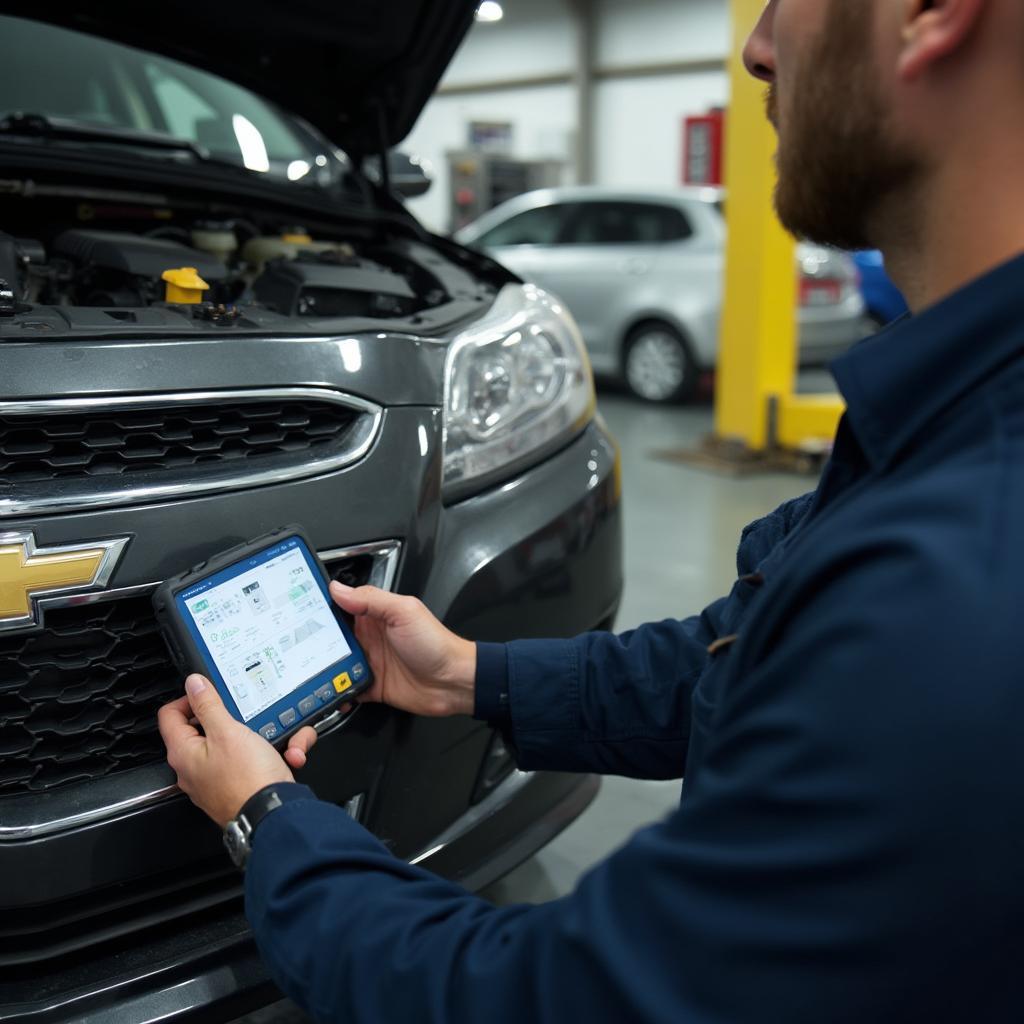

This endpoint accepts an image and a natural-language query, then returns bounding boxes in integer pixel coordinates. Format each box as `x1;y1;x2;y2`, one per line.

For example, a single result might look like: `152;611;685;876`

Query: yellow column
715;0;844;453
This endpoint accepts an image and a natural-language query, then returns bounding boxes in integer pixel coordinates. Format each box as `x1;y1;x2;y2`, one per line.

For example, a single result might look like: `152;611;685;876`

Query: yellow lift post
713;0;844;458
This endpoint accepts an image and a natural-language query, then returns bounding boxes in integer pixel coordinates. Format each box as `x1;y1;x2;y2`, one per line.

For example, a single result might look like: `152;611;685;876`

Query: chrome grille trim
0;387;383;518
0;539;401;840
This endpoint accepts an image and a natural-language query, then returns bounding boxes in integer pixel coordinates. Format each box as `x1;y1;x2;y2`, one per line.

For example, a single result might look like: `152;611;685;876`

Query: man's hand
158;675;317;828
161;587;477;794
329;581;477;718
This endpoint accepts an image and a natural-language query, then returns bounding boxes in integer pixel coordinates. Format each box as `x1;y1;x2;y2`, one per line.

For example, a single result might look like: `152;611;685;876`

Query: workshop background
239;0;894;1019
405;0;729;235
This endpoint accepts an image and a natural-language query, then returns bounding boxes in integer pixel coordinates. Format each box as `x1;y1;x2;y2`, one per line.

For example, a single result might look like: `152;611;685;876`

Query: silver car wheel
624;329;690;403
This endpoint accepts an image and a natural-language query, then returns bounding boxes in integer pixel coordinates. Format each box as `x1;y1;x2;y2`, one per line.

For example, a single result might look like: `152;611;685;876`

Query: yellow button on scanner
332;672;352;693
162;267;210;304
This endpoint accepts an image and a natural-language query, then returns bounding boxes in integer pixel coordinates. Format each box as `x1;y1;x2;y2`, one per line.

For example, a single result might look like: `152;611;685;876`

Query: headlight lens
443;283;595;500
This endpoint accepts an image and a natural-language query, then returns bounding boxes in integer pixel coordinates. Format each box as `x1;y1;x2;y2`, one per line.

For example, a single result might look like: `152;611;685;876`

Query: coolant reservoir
191;223;238;263
241;236;356;273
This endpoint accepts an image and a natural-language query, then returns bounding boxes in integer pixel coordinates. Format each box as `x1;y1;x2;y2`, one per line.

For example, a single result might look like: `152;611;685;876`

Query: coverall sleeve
472;491;817;780
473;614;717;780
245;526;1002;1024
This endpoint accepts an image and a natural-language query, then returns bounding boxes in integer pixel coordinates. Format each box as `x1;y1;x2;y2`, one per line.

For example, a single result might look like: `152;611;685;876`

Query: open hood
0;1;478;156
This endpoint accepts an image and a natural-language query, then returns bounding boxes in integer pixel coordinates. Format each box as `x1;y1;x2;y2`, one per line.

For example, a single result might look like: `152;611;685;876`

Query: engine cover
252;253;419;318
53;230;227;281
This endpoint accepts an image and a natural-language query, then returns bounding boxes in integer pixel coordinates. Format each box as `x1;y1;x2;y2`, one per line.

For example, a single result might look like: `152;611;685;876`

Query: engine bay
0;199;484;332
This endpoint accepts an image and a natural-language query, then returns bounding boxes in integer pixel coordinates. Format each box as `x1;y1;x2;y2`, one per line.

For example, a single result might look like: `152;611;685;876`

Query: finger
284;746;307;770
184;675;235;738
158;695;201;750
330;582;400;622
286;725;319;760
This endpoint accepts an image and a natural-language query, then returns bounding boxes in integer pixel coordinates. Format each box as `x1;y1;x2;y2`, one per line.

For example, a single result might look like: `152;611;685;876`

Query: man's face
746;0;924;250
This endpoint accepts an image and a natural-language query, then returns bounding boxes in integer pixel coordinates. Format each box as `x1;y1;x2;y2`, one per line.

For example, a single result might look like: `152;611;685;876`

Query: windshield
0;16;335;186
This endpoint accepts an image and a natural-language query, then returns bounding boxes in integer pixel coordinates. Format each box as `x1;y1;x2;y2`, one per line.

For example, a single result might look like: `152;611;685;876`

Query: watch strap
238;782;316;838
224;783;316;869
238;785;283;835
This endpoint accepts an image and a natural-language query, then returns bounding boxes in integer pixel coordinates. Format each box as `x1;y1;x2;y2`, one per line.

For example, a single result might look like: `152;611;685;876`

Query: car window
564;202;693;245
0;15;323;183
474;204;573;247
143;63;314;167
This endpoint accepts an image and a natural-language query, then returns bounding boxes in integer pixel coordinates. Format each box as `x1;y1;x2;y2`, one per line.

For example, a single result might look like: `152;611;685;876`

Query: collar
830;251;1024;469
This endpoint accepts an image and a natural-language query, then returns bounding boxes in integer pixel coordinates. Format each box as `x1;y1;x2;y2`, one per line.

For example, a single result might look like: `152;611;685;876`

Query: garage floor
233;389;816;1022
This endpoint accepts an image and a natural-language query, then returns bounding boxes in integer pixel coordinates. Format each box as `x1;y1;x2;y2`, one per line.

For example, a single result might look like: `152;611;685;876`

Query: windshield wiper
0;112;211;161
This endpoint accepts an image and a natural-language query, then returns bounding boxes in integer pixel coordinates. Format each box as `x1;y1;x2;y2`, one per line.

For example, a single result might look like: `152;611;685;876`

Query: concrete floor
235;390;817;1021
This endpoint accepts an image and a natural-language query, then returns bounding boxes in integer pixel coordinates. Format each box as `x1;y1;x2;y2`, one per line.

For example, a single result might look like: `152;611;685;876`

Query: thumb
330;581;398;622
185;675;233;735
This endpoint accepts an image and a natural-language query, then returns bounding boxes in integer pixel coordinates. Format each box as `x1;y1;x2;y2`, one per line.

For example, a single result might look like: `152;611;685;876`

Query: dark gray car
0;5;622;1021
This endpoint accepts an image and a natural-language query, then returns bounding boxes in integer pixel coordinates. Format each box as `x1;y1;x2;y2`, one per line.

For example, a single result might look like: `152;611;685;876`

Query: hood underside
0;1;477;156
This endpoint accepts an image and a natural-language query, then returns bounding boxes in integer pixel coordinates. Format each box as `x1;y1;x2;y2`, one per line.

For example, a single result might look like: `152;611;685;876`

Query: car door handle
621;258;650;275
315;702;361;738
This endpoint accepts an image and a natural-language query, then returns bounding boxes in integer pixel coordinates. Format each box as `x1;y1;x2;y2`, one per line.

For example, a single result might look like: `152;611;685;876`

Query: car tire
623;323;698;403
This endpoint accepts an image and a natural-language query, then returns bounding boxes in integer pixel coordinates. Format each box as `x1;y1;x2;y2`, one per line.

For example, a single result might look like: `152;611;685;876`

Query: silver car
456;186;871;402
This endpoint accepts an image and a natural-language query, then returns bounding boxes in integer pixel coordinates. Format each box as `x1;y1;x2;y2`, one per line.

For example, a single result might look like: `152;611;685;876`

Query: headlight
443;283;595;500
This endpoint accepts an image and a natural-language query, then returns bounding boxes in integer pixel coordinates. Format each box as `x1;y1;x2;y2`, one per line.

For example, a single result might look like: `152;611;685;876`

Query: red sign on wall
683;110;726;186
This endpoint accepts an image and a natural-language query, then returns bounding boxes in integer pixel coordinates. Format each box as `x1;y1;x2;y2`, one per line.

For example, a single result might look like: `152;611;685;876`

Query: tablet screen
177;537;352;723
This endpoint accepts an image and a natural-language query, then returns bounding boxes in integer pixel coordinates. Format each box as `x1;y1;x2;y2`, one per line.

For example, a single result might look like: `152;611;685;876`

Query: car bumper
2;770;598;1024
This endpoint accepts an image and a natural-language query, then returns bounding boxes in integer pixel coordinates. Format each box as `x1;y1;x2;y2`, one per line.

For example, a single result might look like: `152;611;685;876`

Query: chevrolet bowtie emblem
0;532;129;632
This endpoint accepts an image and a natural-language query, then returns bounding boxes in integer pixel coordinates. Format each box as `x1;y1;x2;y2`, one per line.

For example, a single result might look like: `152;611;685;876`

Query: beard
770;1;923;251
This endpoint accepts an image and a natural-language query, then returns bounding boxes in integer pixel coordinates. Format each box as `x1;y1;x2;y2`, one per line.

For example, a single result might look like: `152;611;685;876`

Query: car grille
0;551;381;797
0;389;382;517
1;395;364;482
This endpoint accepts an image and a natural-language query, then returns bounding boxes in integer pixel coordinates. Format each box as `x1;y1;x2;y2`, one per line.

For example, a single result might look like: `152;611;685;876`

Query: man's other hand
329;582;477;719
158;675;315;828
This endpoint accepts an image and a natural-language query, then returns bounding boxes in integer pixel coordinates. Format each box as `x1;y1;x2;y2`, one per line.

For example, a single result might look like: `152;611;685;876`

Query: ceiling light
476;2;504;23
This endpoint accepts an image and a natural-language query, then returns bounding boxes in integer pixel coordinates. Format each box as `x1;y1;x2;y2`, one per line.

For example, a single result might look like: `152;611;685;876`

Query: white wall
594;0;729;66
403;0;733;233
443;0;574;85
593;69;729;188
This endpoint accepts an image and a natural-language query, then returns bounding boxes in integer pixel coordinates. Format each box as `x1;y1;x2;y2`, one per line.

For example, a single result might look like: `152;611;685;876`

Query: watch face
223;821;249;868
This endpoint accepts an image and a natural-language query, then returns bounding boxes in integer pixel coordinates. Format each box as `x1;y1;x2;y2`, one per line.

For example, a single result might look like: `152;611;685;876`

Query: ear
897;0;990;80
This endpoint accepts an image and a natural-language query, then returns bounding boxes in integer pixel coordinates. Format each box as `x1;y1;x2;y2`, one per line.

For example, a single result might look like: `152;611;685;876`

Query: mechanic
158;0;1024;1020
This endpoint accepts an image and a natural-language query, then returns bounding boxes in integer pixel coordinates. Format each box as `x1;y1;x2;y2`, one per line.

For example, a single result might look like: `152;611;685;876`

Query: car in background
0;5;621;1021
456;186;872;402
853;249;909;327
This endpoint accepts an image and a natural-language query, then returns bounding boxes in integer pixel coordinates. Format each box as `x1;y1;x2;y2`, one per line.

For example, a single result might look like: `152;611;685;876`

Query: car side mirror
366;151;432;198
390;151;433;198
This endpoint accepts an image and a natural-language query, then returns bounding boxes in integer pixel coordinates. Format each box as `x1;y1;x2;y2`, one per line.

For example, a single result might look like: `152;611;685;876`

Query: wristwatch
223;785;286;870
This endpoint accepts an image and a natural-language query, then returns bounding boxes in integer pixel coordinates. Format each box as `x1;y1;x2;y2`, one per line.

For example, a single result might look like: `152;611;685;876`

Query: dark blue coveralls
244;254;1024;1023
